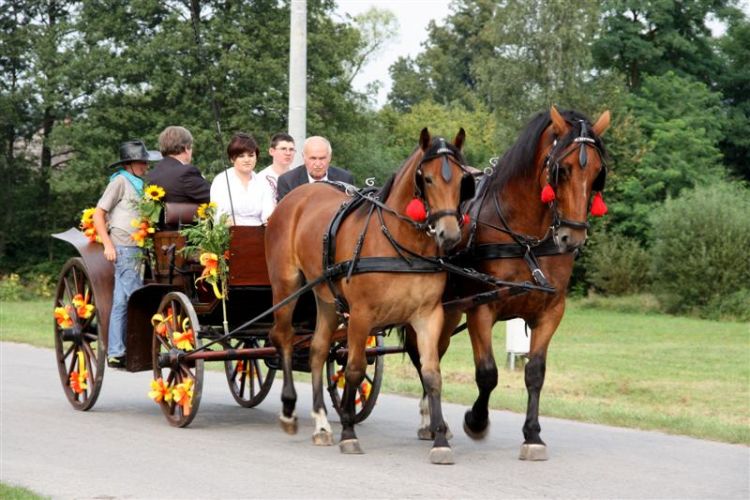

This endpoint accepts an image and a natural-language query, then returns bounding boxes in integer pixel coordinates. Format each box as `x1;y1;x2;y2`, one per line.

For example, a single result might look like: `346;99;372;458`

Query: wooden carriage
51;202;386;427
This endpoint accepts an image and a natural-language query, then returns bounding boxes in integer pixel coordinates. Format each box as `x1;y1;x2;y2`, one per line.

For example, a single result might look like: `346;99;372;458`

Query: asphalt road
1;342;748;499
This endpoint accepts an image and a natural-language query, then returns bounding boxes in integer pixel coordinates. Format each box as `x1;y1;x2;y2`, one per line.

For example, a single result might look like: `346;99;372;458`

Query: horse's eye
424;176;434;185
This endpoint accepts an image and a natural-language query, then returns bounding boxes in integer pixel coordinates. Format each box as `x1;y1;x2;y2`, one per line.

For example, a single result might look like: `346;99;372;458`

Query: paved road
1;342;748;499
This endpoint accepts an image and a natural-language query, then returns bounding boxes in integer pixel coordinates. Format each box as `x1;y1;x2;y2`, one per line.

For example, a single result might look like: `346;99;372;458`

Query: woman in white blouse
210;133;275;226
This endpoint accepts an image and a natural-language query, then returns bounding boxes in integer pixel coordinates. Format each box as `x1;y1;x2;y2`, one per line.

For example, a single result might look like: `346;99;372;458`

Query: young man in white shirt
256;132;296;206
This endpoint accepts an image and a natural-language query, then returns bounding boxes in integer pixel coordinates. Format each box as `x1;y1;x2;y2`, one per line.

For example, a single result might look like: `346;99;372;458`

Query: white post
288;0;307;166
505;318;530;370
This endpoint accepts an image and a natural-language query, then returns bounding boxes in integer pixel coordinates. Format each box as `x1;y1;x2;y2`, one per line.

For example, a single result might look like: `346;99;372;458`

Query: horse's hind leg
463;304;498;440
309;297;338;446
269;273;303;435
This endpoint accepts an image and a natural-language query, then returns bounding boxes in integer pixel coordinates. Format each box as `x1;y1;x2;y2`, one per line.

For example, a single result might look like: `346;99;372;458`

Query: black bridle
543;120;607;233
414;138;475;233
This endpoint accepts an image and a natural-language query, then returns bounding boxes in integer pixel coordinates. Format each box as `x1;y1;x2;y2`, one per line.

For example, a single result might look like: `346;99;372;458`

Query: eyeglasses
274;147;296;153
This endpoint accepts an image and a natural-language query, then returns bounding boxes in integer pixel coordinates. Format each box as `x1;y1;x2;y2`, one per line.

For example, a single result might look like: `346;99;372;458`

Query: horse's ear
420;128;431;151
550;105;567;136
592;110;611;137
453;128;466;151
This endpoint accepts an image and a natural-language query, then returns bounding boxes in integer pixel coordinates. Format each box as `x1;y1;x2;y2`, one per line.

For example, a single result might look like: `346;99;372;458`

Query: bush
650;182;750;318
586;232;652;295
0;274;24;301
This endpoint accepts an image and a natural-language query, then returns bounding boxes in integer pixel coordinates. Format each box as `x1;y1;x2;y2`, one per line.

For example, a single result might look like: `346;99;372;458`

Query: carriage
51;110;610;463
51;205;389;428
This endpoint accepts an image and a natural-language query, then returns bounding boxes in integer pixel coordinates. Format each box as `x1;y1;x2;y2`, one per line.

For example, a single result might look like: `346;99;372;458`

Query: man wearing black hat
147;126;211;204
92;140;161;369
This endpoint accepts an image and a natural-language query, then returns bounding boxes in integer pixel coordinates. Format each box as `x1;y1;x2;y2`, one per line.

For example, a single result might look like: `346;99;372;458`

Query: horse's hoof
279;414;298;435
312;430;334;446
339;439;364;454
463;418;490;440
417;426;454;441
519;443;548;461
429;446;455;465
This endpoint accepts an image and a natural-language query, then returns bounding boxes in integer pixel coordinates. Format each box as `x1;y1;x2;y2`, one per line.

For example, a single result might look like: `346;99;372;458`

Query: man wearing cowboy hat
93;140;161;369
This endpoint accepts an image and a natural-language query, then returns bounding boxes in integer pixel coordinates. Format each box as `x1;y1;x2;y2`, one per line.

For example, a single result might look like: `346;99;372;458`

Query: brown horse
265;128;473;464
406;106;610;460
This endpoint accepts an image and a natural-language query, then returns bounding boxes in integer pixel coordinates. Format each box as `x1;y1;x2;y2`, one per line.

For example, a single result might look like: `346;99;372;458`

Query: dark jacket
146;156;210;204
276;165;355;202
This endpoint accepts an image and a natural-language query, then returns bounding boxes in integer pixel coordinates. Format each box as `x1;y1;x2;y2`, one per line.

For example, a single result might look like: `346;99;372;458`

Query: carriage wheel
223;337;276;408
326;333;384;423
53;257;106;411
151;292;203;428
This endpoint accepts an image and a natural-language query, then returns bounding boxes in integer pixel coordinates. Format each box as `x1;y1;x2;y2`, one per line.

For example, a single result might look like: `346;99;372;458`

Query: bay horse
406;106;610;460
265;128;474;464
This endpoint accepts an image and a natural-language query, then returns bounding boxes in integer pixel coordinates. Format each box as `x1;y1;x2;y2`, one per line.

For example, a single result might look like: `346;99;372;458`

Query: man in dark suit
146;126;210;203
276;136;354;202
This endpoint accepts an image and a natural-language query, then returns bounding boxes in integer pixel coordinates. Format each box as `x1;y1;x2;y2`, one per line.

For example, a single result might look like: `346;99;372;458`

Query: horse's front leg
413;306;453;464
520;303;564;461
405;309;458;441
309;297;338;446
463;303;498;439
337;314;370;454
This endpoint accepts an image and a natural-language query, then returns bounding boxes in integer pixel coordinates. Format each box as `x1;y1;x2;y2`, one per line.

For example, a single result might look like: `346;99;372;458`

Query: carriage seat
151;202;200;285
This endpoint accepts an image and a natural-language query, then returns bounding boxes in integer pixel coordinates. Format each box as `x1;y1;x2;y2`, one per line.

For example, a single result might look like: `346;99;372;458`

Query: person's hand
103;243;116;262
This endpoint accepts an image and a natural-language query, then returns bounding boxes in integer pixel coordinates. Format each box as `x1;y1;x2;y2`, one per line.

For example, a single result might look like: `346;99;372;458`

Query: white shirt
210;168;274;226
307;173;328;183
257;165;283;207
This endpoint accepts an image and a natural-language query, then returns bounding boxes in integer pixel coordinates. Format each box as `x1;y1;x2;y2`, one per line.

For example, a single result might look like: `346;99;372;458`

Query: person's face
303;140;331;180
128;161;149;177
232;150;257;175
269;140;296;169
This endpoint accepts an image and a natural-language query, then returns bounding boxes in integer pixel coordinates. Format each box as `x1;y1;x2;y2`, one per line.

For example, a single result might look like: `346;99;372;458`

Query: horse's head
408;127;473;251
540;106;610;252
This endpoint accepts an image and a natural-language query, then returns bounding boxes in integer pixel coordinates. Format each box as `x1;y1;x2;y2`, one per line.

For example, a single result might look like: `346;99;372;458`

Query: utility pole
288;0;307;166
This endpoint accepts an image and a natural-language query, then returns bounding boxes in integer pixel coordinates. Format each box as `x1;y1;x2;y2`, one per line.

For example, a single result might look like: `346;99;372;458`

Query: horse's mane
487;109;607;193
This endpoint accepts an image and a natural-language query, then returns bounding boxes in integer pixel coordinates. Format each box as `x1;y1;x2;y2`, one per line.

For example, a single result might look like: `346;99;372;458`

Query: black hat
108;140;162;169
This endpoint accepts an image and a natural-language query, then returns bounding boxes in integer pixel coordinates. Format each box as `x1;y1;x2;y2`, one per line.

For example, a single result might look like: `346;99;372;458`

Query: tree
716;12;750;181
607;72;728;240
592;0;729;89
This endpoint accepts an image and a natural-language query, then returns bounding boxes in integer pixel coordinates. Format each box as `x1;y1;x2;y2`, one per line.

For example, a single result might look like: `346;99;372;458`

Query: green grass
0;483;46;500
2;298;748;444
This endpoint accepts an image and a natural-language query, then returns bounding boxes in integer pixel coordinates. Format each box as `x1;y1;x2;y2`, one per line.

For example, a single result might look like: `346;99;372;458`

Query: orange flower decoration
150;308;173;337
355;380;372;405
148;378;173;403
72;292;95;319
54;306;74;329
172;379;194;415
69;351;88;394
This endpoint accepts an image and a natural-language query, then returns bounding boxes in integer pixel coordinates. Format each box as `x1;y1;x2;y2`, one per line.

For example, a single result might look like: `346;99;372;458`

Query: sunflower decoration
196;201;217;220
148;377;173;403
79;207;100;243
144;184;165;202
130;184;166;259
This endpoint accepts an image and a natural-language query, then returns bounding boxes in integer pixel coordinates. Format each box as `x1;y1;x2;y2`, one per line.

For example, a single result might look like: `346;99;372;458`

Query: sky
335;0;452;107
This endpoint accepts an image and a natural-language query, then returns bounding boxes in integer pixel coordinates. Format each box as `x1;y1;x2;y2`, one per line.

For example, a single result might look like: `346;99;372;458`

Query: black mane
487;109;607;193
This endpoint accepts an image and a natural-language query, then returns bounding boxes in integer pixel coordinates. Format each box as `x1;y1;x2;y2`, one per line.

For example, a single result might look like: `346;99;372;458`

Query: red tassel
590;192;608;217
541;184;556;203
405;198;427;222
462;214;470;225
